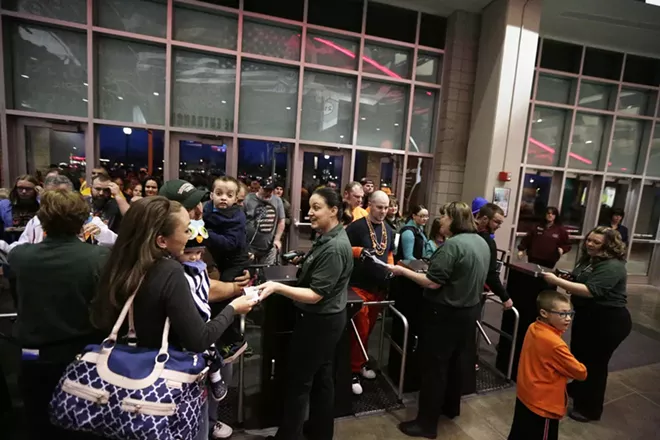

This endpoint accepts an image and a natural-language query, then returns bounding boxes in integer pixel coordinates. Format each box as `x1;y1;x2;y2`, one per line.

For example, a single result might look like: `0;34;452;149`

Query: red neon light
528;138;593;165
313;37;402;79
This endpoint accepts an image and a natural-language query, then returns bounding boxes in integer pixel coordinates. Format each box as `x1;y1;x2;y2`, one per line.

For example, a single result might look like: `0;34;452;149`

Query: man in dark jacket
476;203;513;310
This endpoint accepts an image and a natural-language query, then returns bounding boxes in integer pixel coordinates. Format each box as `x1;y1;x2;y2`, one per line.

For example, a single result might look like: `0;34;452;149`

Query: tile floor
235;284;660;440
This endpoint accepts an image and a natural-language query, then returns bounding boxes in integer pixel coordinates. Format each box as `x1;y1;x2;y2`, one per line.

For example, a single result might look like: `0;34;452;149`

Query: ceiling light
536;118;543;123
285;106;292;110
221;100;227;104
529;178;535;183
83;82;88;86
118;96;124;100
585;140;593;144
361;117;366;120
82;98;88;102
339;135;344;139
324;154;330;159
376;128;381;131
394;123;399;126
21;74;29;79
153;92;159;96
123;127;132;135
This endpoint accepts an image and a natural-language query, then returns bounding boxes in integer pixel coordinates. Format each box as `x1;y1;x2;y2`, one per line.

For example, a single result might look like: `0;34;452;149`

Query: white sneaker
361;366;376;380
351;375;363;395
211;421;233;439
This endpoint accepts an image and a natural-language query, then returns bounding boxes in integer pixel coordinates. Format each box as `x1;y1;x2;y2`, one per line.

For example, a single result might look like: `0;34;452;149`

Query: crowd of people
0;167;632;440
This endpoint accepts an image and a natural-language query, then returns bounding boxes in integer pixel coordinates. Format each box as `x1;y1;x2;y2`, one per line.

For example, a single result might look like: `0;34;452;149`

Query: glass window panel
363;43;411;79
526;107;569;167
238;61;299;138
540;40;581;74
354;151;403;195
300;71;354;144
307;0;362;33
609;119;643;174
244;0;303;21
25;127;86;178
305;33;359;70
647;124;660;178
555;238;582;272
582;48;623;81
578;81;616;111
173;6;238;50
518;172;553;233
98;125;165;178
7;23;87;117
237;140;290;186
3;0;86;23
618;89;657;117
634;184;660;239
569;113;608;171
172;50;236;131
419;14;447;49
536;74;575;105
598;180;629;226
179;140;227;181
410;88;436;154
561;176;591;235
623;55;660;87
403;156;429;214
416;54;442;84
299;150;345;223
97;38;166;125
242;21;301;61
357;80;407;150
366;2;416;43
96;0;167;38
628;242;656;275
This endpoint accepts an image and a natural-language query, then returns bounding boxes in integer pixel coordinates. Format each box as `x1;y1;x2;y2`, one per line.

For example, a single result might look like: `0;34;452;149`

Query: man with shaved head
345;190;395;394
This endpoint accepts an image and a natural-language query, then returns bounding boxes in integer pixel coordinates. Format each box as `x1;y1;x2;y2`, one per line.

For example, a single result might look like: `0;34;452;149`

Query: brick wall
428;11;480;217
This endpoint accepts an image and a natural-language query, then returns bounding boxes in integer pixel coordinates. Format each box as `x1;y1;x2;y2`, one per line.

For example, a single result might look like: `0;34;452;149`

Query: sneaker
220;341;248;364
361;366;376;380
211;421;233;439
351;375;363;395
210;378;228;402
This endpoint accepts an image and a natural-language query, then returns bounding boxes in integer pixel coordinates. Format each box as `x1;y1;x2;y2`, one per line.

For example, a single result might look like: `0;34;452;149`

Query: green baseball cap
159;179;209;211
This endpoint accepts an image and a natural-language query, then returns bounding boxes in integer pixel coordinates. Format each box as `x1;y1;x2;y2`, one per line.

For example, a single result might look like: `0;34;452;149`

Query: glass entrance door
170;133;231;186
289;147;351;251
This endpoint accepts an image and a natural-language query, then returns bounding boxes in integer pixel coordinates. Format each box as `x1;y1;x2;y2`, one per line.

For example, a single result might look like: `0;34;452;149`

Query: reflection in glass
634;185;660;239
8;23;87;116
98;125;165;178
357;80;406;150
403;157;427;214
526;107;569;167
242;21;300;61
618;89;656;117
598;181;629;226
517;172;552;233
25;127;86;179
578;81;616;111
628;242;655;275
179;140;227;183
647;124;660;178
305;33;358;70
5;0;86;23
363;44;411;79
354;151;403;196
415;53;442;84
173;6;238;50
569;113;607;170
172;50;235;131
555;239;582;272
97;0;167;38
237;139;289;187
238;62;299;138
561;177;590;235
98;38;166;125
536;74;574;104
300;152;344;222
609;119;643;174
540;39;581;74
410;89;436;154
300;71;354;144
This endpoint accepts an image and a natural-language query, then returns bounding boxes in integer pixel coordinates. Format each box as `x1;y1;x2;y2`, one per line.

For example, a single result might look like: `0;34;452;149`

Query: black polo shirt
296;223;353;314
345;217;395;292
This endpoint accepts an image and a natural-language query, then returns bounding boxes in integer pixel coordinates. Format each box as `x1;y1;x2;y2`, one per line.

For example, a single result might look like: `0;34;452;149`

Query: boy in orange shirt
508;290;587;440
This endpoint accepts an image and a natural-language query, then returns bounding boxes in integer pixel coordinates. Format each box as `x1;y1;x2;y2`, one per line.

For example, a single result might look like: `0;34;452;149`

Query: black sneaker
210;378;228;402
220;340;248;363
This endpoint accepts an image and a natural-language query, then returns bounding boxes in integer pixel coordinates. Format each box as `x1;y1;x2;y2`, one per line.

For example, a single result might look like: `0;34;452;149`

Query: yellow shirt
352;206;368;222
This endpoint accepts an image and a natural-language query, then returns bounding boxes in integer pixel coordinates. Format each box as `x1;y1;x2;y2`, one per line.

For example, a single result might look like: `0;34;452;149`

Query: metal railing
476;293;519;381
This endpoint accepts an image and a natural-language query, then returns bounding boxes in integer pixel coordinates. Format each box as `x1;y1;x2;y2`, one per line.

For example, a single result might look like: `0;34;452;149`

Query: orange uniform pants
350;287;385;373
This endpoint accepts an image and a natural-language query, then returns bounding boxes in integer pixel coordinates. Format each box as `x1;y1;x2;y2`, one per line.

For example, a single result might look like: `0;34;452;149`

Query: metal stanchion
0;313;17;319
478;295;520;381
351;318;369;363
384;304;409;401
237;314;246;424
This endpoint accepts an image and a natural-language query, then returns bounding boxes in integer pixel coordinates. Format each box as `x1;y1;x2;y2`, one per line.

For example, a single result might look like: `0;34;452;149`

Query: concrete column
461;0;542;250
428;10;480;218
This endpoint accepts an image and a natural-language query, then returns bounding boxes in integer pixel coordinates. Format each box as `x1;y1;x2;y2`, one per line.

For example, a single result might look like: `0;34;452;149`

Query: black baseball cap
262;179;276;190
159;179;209;211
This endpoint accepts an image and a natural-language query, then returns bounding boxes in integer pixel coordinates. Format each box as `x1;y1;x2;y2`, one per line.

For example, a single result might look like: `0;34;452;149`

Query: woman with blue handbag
49;196;256;440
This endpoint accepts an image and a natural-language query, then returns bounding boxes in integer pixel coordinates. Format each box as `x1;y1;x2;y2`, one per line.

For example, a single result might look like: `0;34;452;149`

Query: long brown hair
10;174;40;206
91;196;185;330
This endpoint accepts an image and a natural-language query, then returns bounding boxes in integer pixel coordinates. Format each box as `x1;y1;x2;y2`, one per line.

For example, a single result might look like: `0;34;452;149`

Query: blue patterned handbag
49;293;208;440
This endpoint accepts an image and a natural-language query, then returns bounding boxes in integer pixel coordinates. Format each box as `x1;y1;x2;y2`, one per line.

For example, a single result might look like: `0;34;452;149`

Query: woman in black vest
396;205;433;261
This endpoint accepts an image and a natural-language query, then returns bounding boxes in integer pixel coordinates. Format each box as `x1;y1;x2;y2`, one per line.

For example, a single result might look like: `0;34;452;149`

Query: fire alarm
498;172;512;182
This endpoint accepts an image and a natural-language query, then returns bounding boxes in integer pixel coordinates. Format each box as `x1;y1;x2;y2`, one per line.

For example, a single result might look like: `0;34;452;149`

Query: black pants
416;301;480;431
568;305;631;420
508;398;558;440
528;256;558;269
20;358;97;440
210;300;243;346
275;309;346;440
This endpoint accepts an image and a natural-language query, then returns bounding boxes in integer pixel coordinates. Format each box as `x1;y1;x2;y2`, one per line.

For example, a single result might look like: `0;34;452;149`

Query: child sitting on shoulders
508;290;587;440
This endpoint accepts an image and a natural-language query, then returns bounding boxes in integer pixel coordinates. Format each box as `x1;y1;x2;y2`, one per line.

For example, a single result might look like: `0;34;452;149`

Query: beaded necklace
366;219;388;256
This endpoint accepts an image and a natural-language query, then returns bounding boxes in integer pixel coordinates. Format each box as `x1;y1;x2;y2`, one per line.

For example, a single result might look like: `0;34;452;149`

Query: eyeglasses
547;310;575;319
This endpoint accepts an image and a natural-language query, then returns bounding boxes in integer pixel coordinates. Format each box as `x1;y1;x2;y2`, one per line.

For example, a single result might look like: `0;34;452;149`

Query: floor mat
352;374;404;415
